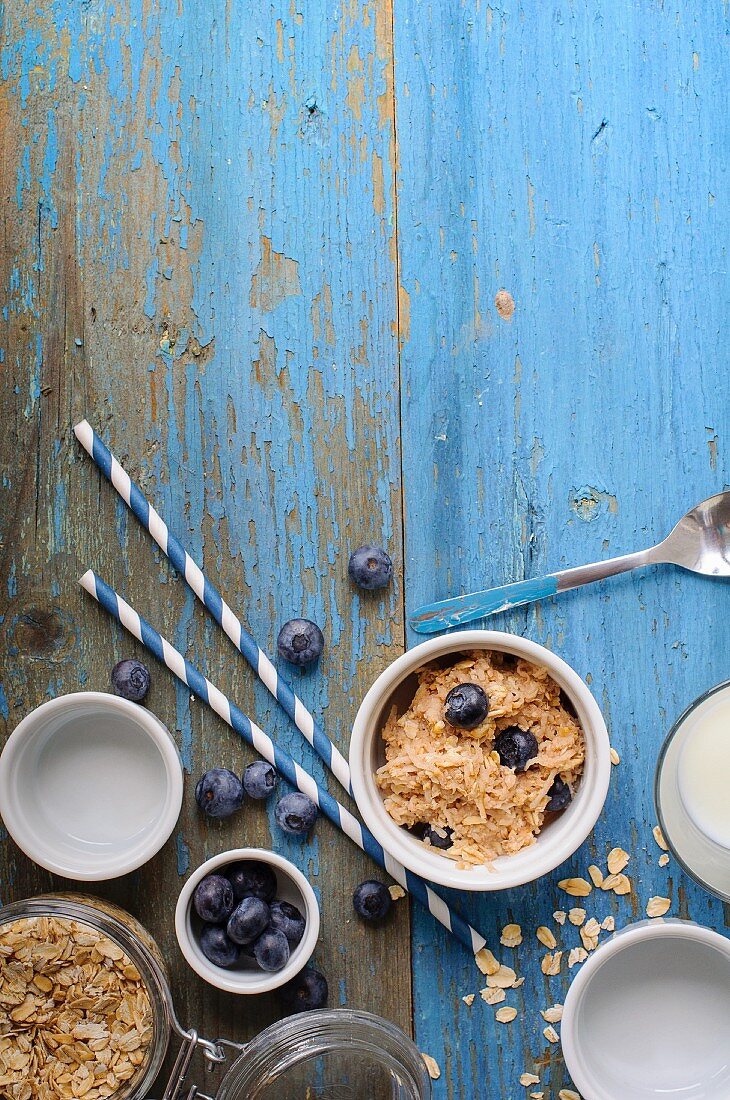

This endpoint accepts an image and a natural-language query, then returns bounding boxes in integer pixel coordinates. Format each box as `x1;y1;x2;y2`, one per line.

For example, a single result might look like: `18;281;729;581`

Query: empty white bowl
175;848;320;994
562;919;730;1100
0;692;183;879
349;630;611;891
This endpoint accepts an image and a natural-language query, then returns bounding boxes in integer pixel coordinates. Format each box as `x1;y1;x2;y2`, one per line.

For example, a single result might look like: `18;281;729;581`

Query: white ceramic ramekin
562;919;730;1100
175;847;320;995
0;692;183;879
349;630;611;891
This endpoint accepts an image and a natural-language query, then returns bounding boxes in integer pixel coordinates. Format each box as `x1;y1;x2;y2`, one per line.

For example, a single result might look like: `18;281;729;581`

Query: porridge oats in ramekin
375;649;585;868
350;631;611;891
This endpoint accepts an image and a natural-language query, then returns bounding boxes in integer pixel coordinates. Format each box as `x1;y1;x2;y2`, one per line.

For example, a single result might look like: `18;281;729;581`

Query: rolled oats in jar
0;895;172;1100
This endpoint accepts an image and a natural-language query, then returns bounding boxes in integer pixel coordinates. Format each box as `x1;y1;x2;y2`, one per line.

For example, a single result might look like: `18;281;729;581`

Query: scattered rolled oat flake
512;975;525;988
540;951;562;976
611;873;632;896
558;877;592;897
568;907;586;926
568;946;588;968
607;847;630;874
475;947;501;976
587;864;604;888
646;895;671;917
658;853;670;867
480;986;506;1005
601;915;615;931
652;824;669;851
580;920;600;952
541;1003;563;1023
462;993;475;1006
487;964;517;988
543;1025;560;1044
495;1006;518;1023
389;884;406;901
500;923;523;947
530;1094;545;1100
559;1091;582;1100
536;926;557;949
610;746;620;765
520;1073;540;1087
421;1053;441;1080
553;910;567;925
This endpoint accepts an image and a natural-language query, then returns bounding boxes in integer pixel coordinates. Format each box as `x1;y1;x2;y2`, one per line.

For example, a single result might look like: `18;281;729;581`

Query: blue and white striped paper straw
74;419;353;796
80;570;487;955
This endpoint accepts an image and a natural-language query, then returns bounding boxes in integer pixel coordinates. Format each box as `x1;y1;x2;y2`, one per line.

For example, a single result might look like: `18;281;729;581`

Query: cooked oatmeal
375;650;585;867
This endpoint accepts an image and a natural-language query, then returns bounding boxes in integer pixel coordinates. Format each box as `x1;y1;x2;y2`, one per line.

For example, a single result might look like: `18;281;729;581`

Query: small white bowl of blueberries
175;847;320;995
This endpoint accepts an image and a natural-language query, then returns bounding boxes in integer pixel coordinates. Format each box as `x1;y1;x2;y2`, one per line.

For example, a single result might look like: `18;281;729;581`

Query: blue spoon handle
409;575;560;633
409;549;655;634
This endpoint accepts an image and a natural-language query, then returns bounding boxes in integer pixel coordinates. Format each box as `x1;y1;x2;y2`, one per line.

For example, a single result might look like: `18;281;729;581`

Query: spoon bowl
657;491;730;575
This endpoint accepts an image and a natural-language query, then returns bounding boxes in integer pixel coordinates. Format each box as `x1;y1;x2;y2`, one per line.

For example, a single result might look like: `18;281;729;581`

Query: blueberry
545;776;572;812
348;545;393;590
111;658;151;702
193;874;235;923
277;619;324;666
253;928;290;972
226;860;278;903
352;880;392;922
239;940;257;962
269;899;306;949
275;792;318;836
279;966;329;1013
243;761;278;800
226;897;271;945
422;825;454;851
194;768;244;819
444;683;489;730
199;924;240;968
494;726;539;773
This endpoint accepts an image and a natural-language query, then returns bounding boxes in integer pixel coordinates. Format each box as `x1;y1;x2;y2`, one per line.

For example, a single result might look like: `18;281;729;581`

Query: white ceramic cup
349;630;611;891
0;691;183;880
562;919;730;1100
175;847;320;995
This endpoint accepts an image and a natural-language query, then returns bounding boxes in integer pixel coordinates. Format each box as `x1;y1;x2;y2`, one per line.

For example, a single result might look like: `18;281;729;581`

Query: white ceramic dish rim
561;919;730;1100
0;691;183;880
175;847;321;995
349;630;611;891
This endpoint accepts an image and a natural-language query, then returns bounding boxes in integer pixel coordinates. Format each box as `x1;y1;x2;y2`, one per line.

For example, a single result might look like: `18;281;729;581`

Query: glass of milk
655;680;730;901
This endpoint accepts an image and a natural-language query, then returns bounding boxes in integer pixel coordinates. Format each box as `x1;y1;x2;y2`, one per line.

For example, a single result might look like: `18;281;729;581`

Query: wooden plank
0;0;410;1092
394;0;729;1095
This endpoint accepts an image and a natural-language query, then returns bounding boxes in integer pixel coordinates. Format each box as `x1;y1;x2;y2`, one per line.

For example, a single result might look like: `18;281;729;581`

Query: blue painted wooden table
1;0;728;1096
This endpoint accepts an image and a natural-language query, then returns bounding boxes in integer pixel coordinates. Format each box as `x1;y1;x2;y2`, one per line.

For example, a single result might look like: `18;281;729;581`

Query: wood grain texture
395;1;729;1096
0;0;410;1093
1;0;729;1096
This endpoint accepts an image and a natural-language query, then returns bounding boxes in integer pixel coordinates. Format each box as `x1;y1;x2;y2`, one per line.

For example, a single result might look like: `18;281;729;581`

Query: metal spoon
409;491;730;634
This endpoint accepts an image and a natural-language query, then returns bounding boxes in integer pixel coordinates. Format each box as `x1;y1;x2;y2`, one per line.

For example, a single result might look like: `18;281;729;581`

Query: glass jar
0;893;177;1098
0;895;430;1100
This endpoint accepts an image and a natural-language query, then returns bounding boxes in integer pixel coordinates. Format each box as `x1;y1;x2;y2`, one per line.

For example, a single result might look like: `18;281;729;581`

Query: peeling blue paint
176;832;191;876
39;109;59;228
